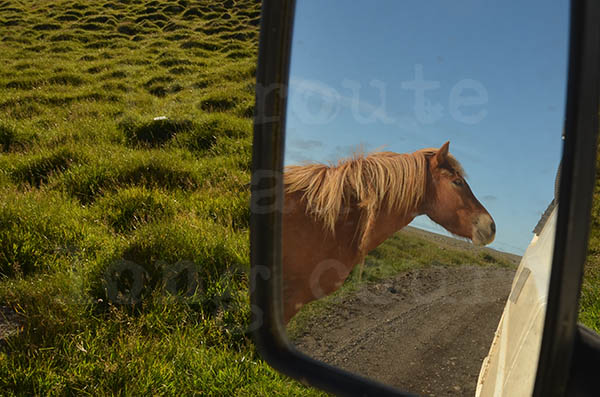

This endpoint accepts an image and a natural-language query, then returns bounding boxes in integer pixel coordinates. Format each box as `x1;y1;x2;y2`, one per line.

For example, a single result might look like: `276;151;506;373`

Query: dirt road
291;229;518;396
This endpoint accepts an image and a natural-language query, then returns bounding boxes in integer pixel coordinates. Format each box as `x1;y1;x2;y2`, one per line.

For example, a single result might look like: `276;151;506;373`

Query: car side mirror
250;1;600;396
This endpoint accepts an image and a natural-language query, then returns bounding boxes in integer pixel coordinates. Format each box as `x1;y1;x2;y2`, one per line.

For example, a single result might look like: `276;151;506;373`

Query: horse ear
431;141;450;169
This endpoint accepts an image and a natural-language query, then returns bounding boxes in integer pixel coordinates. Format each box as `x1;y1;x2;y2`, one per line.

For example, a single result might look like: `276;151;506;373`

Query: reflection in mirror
282;1;568;395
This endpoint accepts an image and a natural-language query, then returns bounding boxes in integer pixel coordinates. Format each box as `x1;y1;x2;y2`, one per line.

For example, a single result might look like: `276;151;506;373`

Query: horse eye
452;179;464;187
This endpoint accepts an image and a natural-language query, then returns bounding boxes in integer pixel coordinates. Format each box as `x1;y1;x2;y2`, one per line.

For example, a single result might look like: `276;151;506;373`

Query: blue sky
284;0;570;255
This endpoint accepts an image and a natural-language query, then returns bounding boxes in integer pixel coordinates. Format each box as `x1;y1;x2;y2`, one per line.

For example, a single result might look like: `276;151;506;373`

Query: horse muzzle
471;213;496;246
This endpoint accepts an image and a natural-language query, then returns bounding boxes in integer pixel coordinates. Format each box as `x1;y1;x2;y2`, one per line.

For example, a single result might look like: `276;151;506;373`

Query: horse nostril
490;221;496;234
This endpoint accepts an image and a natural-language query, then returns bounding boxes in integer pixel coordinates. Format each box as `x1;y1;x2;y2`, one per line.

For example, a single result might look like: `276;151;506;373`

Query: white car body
476;207;556;396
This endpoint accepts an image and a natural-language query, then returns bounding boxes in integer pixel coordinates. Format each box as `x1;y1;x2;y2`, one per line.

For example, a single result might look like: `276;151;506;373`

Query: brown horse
281;141;495;324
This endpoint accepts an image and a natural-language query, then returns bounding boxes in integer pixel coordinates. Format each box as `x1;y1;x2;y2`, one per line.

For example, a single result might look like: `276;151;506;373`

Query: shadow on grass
0;123;35;152
120;118;194;147
9;147;84;187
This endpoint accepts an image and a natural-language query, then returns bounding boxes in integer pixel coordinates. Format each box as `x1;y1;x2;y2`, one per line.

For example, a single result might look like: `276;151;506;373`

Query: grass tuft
160;113;251;155
57;148;221;204
0;122;34;152
0;190;106;278
77;22;105;31
180;39;220;51
48;74;87;86
158;57;193;67
120;117;194;147
116;22;140;35
135;13;169;23
182;8;204;18
33;23;61;31
199;90;244;112
95;187;177;233
7;146;84;187
90;215;248;308
188;189;250;230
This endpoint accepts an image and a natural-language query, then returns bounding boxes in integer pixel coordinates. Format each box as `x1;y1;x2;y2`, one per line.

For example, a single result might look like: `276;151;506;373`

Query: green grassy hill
0;0;324;395
579;147;600;333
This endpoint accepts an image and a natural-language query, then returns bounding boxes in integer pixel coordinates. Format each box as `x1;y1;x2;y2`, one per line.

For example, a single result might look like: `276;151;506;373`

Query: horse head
422;141;495;246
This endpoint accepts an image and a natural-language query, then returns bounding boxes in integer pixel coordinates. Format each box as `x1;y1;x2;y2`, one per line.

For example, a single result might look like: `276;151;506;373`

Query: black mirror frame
250;1;600;396
533;1;600;396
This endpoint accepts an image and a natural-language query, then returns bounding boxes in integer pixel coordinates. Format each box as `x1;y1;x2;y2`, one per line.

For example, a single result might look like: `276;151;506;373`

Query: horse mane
284;148;465;238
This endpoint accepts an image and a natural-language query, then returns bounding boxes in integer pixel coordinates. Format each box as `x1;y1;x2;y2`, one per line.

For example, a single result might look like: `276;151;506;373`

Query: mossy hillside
0;0;326;395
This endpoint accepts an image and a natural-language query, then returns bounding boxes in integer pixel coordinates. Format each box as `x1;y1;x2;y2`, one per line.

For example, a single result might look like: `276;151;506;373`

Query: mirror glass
282;1;568;395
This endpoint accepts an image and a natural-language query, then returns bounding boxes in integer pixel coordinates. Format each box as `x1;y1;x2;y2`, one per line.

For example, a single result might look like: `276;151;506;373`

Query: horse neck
358;209;418;256
355;152;428;256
